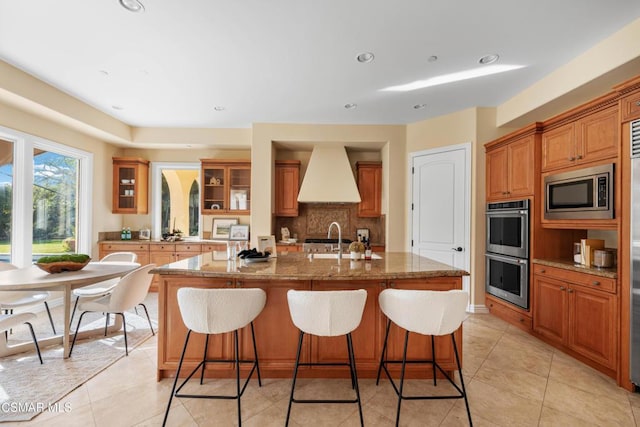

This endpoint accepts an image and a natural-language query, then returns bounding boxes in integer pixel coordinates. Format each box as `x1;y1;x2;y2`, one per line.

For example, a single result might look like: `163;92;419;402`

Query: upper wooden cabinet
275;160;300;217
620;91;640;123
357;161;382;217
201;159;251;215
486;132;536;201
112;157;149;214
542;106;618;172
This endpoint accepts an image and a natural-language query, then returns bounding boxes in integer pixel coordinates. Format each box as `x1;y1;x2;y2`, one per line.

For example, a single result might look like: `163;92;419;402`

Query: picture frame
211;218;238;240
356;228;370;242
257;235;277;257
228;224;250;241
229;189;248;210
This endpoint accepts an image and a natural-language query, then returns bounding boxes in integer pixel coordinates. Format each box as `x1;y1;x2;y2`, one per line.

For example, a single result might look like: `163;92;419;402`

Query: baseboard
467;304;489;314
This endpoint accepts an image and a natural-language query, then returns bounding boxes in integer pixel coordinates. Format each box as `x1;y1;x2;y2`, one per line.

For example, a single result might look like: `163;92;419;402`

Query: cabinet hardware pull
560;286;566;291
379;282;386;288
636;100;640;106
567;289;574;293
568;156;575;161
390;282;396;288
576;155;583;160
519;318;524;322
540;269;546;273
226;280;233;286
592;281;600;286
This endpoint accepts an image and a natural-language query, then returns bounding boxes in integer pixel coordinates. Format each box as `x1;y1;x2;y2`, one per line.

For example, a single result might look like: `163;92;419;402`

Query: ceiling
1;0;640;129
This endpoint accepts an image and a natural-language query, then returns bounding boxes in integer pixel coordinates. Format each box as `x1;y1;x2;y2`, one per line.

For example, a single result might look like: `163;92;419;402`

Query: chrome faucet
327;221;342;259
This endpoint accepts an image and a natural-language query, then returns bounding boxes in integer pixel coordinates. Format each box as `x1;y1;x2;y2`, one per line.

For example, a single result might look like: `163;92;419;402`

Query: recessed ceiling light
381;64;524;92
112;105;124;110
427;55;438;63
479;54;499;65
413;104;427;110
119;0;144;13
99;70;110;76
356;52;374;63
344;103;358;110
213;106;225;111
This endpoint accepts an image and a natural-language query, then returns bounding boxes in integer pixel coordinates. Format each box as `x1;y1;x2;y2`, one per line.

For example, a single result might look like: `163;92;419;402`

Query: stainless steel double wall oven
485;199;530;309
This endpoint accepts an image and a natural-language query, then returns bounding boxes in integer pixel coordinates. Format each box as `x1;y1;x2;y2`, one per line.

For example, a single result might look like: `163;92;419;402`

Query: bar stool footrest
379;358;466;399
174;359;259;399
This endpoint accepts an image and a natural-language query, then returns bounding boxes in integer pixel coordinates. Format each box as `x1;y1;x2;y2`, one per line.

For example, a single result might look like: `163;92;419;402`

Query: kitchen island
151;251;468;380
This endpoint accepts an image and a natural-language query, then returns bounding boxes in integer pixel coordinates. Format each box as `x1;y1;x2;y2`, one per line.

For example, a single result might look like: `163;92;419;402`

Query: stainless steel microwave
544;163;614;220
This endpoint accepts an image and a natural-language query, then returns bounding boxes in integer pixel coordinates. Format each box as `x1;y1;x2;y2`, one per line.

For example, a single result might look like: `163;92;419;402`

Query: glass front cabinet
112;157;149;214
201;159;251;215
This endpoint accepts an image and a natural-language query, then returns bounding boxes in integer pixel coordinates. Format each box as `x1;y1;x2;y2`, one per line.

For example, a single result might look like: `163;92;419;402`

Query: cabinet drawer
149;244;176;252
176;244;202;252
102;243;149;252
202;244;226;252
533;264;616;293
487;297;532;331
621;92;640;122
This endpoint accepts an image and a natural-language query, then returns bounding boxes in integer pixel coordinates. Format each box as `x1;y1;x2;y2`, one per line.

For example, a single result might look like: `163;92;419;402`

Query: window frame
0;125;92;267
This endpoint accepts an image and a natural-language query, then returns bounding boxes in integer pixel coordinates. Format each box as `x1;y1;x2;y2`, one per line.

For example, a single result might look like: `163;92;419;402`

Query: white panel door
412;147;468;273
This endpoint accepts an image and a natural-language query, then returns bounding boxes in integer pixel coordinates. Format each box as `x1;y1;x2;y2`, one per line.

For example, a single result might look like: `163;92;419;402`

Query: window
0;126;92;267
151;162;200;239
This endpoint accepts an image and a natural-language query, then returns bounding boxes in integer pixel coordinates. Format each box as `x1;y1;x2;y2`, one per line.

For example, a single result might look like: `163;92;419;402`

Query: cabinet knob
592;281;600;286
560;286;566;291
236;280;243;287
576;155;583;160
226;280;233;287
636;100;640;106
567;288;574;293
490;303;494;308
389;282;396;288
540;269;546;273
379;282;386;288
519;318;524;323
568;156;575;161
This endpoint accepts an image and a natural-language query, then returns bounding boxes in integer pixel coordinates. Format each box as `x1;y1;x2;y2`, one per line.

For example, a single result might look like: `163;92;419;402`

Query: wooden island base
154;252;468;381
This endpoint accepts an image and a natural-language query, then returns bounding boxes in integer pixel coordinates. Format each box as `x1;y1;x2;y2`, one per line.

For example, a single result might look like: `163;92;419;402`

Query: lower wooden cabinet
532;264;617;371
98;242;150;265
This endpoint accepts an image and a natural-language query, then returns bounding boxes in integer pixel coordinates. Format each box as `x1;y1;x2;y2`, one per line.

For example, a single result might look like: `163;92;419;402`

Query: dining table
0;261;140;358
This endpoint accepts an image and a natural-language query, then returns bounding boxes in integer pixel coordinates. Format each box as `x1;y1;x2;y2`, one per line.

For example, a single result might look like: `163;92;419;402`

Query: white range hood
297;146;362;203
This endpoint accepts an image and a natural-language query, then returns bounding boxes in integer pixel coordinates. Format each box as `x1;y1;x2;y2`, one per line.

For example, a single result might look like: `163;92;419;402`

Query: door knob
452;247;463;252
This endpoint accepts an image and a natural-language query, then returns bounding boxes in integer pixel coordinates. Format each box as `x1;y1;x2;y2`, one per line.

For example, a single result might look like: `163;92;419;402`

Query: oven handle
485;210;529;217
485;253;528;265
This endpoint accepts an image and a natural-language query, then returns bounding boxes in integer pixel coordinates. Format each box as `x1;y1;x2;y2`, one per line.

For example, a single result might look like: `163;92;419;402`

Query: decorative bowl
36;256;91;273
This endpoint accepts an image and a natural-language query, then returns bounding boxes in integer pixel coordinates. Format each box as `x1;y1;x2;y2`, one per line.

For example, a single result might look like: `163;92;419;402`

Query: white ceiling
1;0;640;129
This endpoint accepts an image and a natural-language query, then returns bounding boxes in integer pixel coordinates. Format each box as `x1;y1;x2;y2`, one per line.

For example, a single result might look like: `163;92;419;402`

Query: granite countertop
532;258;617;279
150;251;469;281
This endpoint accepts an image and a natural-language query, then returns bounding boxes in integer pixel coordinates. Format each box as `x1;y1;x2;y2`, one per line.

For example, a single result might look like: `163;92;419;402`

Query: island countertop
150;251;469;281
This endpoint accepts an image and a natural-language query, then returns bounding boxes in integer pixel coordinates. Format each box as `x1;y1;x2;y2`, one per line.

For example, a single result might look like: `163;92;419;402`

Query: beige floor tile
548;350;630;400
473;362;547;402
484;334;553;378
134;402;197;427
630;390;640;408
339;402;395;426
632;406;640;426
463;333;497;360
461;351;485;379
544;379;636;426
461;378;542;426
464;313;510;333
538;405;602;427
24;384;93;425
244;397;303;427
27;402;96;427
440;401;492;427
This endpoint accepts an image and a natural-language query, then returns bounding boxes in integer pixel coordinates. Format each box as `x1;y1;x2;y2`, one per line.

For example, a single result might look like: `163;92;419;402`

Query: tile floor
6;300;640;426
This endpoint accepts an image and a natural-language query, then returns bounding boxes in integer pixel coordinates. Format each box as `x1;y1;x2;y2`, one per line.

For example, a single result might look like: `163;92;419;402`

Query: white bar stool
162;287;266;427
285;289;367;427
376;289;472;426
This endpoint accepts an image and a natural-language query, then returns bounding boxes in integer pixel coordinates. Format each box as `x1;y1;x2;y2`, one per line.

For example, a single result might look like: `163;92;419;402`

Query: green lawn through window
0;240;69;255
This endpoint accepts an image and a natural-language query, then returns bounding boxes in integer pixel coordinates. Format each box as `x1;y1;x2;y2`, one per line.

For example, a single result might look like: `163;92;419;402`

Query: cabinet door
228;166;251;213
576;107;618;164
311;281;382;371
275;161;300;216
239;280;311;373
202;165;226;212
620;91;640;122
568;285;616;369
507;136;534;197
357;162;382;217
532;275;567;345
112;158;149;214
486;146;509;200
541;123;575;172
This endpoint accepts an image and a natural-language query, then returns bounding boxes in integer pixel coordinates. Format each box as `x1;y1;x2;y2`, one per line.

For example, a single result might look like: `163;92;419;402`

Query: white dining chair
0;262;56;335
69;263;156;357
69;252;138;330
0;312;43;364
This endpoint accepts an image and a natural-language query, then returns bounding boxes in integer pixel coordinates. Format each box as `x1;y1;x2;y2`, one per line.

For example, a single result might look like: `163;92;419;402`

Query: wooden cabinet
275;160;300;217
532;264;617;370
542;107;618;172
486;135;535;201
112;157;149;214
201;159;251;215
356;161;382;217
150;243;204;290
619;90;640;122
486;294;532;332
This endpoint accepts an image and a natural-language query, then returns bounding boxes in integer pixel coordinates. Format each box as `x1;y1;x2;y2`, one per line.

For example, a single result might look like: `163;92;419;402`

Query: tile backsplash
274;203;385;244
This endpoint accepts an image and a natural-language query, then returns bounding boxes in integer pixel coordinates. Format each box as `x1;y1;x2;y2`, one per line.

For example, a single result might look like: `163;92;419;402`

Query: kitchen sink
308;253;382;260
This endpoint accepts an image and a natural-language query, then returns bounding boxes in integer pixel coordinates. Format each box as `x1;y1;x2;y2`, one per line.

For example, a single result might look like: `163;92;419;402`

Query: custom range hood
297;145;362;203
